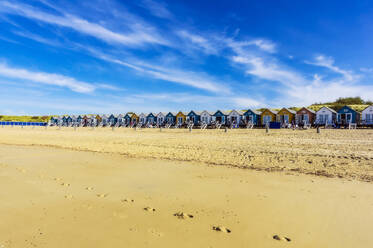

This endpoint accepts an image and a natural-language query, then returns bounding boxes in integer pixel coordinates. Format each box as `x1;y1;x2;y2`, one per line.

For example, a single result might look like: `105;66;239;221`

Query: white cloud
305;55;357;82
85;49;230;94
232;97;262;108
177;30;219;55
0;63;96;93
0;1;169;47
232;56;305;87
140;0;173;19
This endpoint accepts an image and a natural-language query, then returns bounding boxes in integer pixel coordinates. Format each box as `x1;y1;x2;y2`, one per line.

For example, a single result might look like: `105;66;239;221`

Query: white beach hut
362;105;373;125
315;107;337;125
139;113;147;124
156;112;167;125
227;110;244;125
200;110;214;125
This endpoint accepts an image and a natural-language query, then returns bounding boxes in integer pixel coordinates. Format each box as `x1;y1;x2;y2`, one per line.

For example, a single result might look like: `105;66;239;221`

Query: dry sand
0;126;372;181
0;127;372;247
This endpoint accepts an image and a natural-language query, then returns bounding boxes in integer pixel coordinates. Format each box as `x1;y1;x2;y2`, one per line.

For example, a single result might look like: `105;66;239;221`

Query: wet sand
0;144;372;247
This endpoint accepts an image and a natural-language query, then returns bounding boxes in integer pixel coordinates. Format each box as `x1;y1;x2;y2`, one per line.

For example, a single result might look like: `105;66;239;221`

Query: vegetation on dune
309;97;372;112
0;115;51;122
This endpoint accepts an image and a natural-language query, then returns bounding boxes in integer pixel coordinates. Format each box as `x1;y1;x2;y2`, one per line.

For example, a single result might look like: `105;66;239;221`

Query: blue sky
0;0;372;115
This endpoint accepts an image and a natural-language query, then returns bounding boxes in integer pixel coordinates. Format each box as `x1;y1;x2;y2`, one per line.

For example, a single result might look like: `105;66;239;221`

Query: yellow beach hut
261;109;278;126
130;113;139;124
176;111;187;125
277;108;296;125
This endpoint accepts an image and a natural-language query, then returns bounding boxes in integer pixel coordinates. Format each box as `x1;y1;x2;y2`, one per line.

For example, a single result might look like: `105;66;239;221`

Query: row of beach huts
48;105;373;129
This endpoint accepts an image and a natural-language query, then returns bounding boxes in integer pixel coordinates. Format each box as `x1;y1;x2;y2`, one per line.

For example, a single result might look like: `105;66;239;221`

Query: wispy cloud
177;30;219;55
0;1;169;47
140;0;173;19
0;63;96;93
305;55;358;82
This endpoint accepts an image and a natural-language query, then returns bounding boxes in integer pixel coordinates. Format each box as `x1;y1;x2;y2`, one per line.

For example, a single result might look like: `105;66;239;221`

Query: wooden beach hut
108;114;117;126
138;113;147;124
176;111;187;125
337;105;361;125
147;113;156;124
213;110;228;124
130;113;139;125
156;112;167;125
243;109;261;126
362;105;373;125
166;112;176;125
200;111;213;125
101;114;109;126
277;108;296;125
315;107;337;125
261;109;278;125
67;115;74;126
187;111;201;125
227;110;244;125
95;115;102;126
296;107;315;125
116;114;124;126
77;115;84;126
124;113;132;126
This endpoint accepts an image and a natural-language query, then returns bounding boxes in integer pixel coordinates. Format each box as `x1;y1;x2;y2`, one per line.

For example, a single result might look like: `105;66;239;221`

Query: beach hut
362;105;373;125
95;115;102;126
227;110;244;125
138;113;147;124
156;112;167;125
337;105;361;125
76;115;84;126
130;113;139;125
261;109;278;125
67;115;74;126
166;112;176;125
100;114;109;126
187;111;201;125
82;115;89;126
123;113;132;126
200;111;214;125
296;107;315;125
213;110;228;124
176;111;187;125
49;116;58;126
277;108;296;125
147;113;156;124
116;114;124;126
315;107;337;125
243;109;261;126
108;114;117;126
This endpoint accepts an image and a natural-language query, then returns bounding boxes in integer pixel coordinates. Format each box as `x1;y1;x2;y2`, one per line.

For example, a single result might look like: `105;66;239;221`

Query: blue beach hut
243;109;261;126
213;110;228;124
337;105;361;124
187;111;201;125
165;112;176;124
147;113;156;124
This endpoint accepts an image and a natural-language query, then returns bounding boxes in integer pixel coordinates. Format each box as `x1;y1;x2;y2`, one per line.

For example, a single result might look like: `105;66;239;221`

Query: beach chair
349;123;357;129
246;122;254;129
201;122;207;130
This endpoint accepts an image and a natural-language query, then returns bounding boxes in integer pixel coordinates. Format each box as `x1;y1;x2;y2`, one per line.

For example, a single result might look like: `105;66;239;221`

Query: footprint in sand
64;194;74;199
121;198;135;203
61;182;70;187
148;228;164;237
212;226;231;233
144;207;156;212
85;187;94;191
273;235;291;242
96;193;109;198
113;211;128;219
173;212;194;219
54;177;62;181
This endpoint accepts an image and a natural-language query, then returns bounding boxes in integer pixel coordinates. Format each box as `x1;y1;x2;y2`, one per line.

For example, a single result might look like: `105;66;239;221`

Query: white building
362;105;373;124
227;110;244;124
315;107;337;125
200;110;214;124
156;112;166;125
138;113;147;124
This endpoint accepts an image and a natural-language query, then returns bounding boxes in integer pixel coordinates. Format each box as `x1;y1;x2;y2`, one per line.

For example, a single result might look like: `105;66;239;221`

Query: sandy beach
0;127;372;247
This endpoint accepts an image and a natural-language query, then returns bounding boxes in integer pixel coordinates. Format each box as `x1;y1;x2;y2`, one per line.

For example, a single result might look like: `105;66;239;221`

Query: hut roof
318;106;337;114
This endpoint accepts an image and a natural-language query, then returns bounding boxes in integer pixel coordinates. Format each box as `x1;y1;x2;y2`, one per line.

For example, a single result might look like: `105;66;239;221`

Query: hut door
216;116;222;123
346;113;352;123
303;114;309;124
